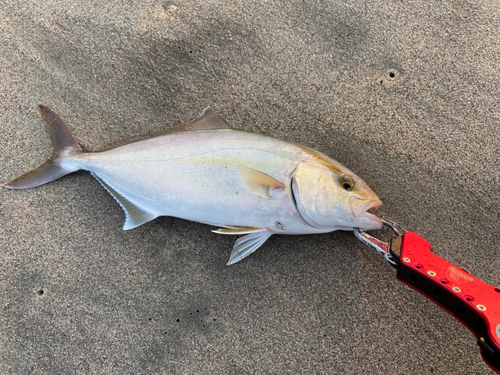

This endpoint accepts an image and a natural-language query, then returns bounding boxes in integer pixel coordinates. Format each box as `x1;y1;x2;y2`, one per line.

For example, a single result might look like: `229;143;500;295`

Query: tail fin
2;105;83;189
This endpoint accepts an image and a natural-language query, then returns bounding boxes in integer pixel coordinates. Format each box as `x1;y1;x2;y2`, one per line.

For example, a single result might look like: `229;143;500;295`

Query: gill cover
291;161;351;229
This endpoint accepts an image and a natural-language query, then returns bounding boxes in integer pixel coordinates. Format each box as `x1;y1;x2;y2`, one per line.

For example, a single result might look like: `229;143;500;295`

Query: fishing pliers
354;221;500;374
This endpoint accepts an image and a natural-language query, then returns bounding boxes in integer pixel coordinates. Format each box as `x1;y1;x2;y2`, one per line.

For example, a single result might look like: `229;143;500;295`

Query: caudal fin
2;105;83;189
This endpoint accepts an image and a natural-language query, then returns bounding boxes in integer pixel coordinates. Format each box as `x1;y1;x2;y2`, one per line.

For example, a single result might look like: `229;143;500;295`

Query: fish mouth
351;198;383;224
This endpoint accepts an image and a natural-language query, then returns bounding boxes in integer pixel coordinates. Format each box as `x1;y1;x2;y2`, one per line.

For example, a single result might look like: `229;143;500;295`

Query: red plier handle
354;222;500;374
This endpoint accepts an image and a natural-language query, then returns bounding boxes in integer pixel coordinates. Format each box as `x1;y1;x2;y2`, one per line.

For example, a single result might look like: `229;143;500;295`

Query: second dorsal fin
175;107;231;132
97;107;231;152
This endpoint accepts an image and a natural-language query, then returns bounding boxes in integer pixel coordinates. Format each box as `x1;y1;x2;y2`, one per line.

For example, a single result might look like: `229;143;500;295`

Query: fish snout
351;197;383;221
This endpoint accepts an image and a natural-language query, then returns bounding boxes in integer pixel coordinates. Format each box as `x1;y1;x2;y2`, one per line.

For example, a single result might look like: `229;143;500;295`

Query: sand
1;1;499;373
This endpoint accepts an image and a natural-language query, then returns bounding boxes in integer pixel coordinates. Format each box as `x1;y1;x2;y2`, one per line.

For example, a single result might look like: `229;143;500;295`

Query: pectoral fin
226;229;273;265
91;173;158;230
237;166;286;198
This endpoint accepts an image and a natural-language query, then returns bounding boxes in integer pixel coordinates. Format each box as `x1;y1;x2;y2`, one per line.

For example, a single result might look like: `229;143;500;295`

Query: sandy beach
1;1;499;373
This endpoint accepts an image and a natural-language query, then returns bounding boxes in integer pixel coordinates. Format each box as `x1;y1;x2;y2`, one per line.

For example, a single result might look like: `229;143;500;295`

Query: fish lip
353;198;383;230
351;198;383;219
361;211;383;228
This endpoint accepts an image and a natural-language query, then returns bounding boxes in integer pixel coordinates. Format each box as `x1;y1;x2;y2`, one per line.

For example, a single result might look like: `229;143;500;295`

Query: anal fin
91;173;158;230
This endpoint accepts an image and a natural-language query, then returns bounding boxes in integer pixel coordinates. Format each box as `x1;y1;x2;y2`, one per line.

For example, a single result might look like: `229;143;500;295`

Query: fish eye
338;175;354;191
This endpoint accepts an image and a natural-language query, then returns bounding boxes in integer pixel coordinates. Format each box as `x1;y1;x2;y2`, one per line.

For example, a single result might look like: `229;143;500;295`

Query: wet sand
1;1;499;374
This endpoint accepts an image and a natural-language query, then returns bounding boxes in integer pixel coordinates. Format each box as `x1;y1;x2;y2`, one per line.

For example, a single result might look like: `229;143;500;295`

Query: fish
3;105;383;264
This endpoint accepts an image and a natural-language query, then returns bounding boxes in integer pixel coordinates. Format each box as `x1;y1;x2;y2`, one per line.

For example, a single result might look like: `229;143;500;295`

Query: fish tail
2;105;83;189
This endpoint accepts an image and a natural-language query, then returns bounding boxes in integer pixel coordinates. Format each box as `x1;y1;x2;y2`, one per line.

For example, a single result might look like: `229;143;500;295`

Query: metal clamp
353;220;404;266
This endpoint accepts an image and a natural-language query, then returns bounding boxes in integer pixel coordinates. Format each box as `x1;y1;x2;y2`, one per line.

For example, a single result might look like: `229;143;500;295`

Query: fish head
291;161;382;231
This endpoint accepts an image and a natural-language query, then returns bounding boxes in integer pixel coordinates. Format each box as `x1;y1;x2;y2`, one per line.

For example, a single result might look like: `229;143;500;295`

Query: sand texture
1;1;499;374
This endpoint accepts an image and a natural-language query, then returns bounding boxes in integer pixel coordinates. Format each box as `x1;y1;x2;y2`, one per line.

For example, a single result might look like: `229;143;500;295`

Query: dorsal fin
177;107;231;132
97;107;231;152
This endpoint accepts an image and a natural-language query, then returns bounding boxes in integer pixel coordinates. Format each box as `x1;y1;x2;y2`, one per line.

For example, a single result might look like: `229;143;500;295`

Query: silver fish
3;105;383;264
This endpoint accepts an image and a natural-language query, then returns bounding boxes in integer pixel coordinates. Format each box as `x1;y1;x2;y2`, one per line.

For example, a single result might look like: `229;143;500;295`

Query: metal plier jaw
353;220;405;267
354;221;500;374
